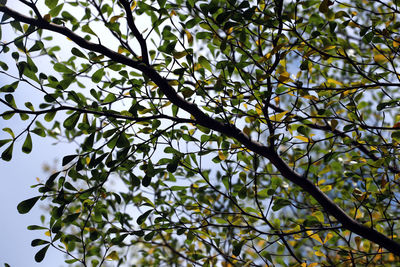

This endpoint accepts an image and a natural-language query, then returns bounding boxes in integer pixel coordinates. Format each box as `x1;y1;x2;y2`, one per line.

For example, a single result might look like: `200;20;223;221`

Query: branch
119;0;150;65
0;101;195;124
2;4;400;256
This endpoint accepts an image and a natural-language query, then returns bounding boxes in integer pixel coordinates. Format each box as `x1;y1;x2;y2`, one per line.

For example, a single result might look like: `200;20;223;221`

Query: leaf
294;136;309;142
173;51;188;59
269;111;288;122
306;231;323;244
44;111;56;122
319;0;333;13
92;68;105;83
198;56;212;72
34;244;50;262
53;63;73;73
63;112;80;130
136;209;153;225
278;71;291;83
62;154;76;166
185;30;193;44
1;142;13;161
103;93;116;103
218;150;226;161
22;133;32;154
105;251;119;261
0;139;12;148
233;241;244;256
374;54;388;64
17;196;40;214
49;4;63;17
3;127;15;138
393;38;400;48
71;47;87;58
45;0;58;9
31;239;50;247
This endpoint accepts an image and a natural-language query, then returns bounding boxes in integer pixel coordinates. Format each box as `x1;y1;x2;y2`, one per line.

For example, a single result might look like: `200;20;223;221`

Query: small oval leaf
17;196;40;214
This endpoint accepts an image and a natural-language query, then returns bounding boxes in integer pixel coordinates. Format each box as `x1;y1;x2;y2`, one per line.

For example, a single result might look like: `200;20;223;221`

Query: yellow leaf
302;95;318;101
327;78;342;86
355;236;361;250
168;80;179;86
43;14;51;22
269;111;288;122
348;21;359;28
243;126;251;136
255;104;263;115
218;150;226;161
324;45;336;50
374;54;388;63
278;71;291;83
324;233;333;244
312;211;324;223
172;51;188;59
105;251;119;261
185;30;193;44
45;230;51;237
315;250;325;257
307;231;323;244
393;38;400;48
170;10;176;16
320;185;332;192
294;136;309;142
131;1;137;10
118;46;129;54
110;15;123;23
258;53;271;63
85;157;90;165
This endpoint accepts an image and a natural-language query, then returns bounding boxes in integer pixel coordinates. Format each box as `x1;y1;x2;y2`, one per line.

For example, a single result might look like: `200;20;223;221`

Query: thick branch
2;5;400;256
119;0;150;65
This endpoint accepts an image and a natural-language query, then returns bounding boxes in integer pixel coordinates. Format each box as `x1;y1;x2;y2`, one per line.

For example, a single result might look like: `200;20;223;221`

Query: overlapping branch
1;4;400;257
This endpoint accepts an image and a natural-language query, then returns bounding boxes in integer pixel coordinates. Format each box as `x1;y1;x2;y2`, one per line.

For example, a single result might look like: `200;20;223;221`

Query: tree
1;0;400;265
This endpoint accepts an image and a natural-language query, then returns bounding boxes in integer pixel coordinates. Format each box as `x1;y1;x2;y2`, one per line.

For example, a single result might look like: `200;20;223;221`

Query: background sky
0;2;73;266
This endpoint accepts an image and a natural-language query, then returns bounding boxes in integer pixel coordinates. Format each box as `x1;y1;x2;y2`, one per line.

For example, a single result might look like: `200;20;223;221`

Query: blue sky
0;2;72;265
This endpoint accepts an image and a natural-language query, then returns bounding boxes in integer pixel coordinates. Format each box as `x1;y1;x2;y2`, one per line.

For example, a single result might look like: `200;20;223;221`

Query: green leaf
31;128;46;137
71;47;87;58
49;4;63;17
136;209;153;225
63;112;80;130
31;239;50;247
2;128;14;138
103;93;116;103
0;81;18;92
92;68;105;83
22;133;32;154
233;241;244;256
53;63;73;73
198;56;212;72
62;154;77;166
17;196;40;214
0;139;12;148
44;111;56;122
1;142;13;161
34;244;50;262
45;0;58;9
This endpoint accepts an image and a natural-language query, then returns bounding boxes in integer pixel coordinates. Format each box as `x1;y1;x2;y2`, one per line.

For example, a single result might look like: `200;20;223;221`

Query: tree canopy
2;0;400;265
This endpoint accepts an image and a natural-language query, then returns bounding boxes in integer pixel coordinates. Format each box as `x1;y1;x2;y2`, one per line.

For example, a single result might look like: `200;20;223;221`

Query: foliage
2;0;400;265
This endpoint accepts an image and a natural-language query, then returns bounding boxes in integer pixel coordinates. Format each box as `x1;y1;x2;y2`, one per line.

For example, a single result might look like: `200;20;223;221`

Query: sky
0;1;155;265
0;2;73;266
